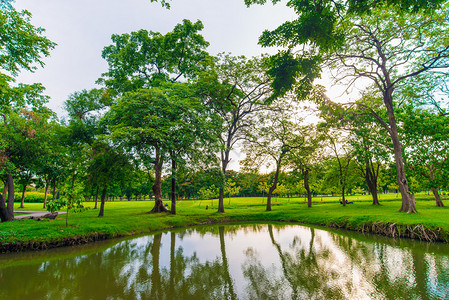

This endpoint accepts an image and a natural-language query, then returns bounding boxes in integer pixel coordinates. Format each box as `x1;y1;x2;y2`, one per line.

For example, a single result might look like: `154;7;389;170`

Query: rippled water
1;223;449;299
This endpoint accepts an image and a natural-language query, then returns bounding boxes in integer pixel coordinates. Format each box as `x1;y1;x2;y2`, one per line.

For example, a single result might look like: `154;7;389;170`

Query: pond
1;223;449;299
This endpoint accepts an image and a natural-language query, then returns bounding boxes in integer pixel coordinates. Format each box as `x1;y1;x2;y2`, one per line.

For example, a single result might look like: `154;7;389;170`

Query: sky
13;0;298;116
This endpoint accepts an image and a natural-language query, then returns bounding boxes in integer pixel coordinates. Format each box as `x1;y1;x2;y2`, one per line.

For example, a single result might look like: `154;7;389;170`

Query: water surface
1;223;449;299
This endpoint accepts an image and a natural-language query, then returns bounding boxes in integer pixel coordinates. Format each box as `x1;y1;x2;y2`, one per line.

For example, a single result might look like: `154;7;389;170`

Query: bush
14;191;53;203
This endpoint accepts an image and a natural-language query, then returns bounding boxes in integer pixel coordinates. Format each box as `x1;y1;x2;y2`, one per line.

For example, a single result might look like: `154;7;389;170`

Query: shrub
14;191;53;203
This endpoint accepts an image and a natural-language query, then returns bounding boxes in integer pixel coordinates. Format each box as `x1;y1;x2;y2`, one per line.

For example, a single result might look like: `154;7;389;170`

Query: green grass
2;192;448;246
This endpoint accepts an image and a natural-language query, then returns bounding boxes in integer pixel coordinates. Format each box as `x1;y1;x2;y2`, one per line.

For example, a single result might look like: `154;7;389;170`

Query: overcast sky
14;0;298;116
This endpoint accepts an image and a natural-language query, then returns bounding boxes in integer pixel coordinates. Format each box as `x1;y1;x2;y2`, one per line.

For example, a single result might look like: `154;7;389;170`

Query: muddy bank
0;232;119;253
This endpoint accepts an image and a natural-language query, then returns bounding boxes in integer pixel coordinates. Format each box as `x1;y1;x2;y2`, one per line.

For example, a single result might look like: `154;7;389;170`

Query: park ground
1;192;449;252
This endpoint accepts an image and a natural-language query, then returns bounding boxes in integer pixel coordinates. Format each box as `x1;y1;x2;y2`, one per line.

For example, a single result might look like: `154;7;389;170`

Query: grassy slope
1;193;448;245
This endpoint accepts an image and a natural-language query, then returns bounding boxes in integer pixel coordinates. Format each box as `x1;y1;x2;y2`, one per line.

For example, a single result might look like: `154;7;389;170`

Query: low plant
46;183;86;226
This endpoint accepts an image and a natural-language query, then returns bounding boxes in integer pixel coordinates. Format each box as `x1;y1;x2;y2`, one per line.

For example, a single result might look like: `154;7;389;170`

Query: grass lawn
1;192;448;247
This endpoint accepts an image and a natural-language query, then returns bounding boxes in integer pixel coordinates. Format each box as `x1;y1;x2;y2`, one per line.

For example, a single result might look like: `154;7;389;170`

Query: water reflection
1;223;449;299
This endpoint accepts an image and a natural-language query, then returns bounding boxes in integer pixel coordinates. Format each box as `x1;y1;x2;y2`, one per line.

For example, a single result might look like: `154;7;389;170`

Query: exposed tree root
332;220;445;243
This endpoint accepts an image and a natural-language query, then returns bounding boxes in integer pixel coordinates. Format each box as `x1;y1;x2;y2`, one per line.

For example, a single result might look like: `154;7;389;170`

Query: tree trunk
0;192;13;222
365;162;380;205
98;187;107;217
303;168;312;208
431;188;444;207
370;185;380;205
267;163;281;211
384;92;416;213
94;186;99;209
6;173;14;216
43;183;49;209
52;184;56;201
19;184;27;208
70;172;76;207
218;150;230;213
170;155;176;215
150;146;168;213
2;181;7;200
429;166;444;207
341;185;346;207
218;187;225;212
0;180;11;221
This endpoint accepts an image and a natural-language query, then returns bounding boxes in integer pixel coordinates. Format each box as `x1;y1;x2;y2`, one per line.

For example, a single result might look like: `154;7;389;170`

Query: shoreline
1;215;447;253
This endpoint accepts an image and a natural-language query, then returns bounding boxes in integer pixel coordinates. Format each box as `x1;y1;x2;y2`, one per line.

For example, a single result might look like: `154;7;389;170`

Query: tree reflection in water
1;224;449;299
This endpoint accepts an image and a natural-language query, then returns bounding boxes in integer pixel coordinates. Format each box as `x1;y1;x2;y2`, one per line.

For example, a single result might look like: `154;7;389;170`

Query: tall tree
164;84;219;214
325;6;449;212
100;20;212;213
103;87;215;213
61;89;110;208
35;121;67;209
243;1;449;214
243;108;310;211
196;53;272;213
400;106;449;207
347;93;391;205
86;140;135;217
0;107;53;218
323;130;356;206
104;89;172;212
0;2;54;221
287;125;322;208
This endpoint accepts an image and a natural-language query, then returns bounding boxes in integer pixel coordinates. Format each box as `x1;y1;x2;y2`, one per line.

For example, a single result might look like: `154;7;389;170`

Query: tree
104;87;215;213
321;130;357;206
196;53;272;213
101;20;213;213
400;105;449;207
326;6;449;212
243;1;449;214
0;4;55;77
199;184;219;201
286;124;321;208
46;184;84;227
0;107;53;217
238;169;261;197
61;89;110;211
257;180;269;202
104;89;170;212
245;0;446;52
35;122;68;209
347;93;391;205
243;108;310;211
224;179;240;205
163;83;219;215
0;2;55;222
86;141;135;217
153;0;446;13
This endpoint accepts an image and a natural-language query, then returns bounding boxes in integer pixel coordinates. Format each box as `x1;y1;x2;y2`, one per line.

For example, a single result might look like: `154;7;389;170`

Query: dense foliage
1;0;448;222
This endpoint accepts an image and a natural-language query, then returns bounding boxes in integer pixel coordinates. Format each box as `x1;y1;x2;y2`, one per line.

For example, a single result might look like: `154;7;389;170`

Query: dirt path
14;211;66;219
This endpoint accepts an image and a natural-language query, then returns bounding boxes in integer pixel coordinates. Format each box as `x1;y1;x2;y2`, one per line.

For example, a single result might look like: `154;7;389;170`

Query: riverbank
1;195;448;253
